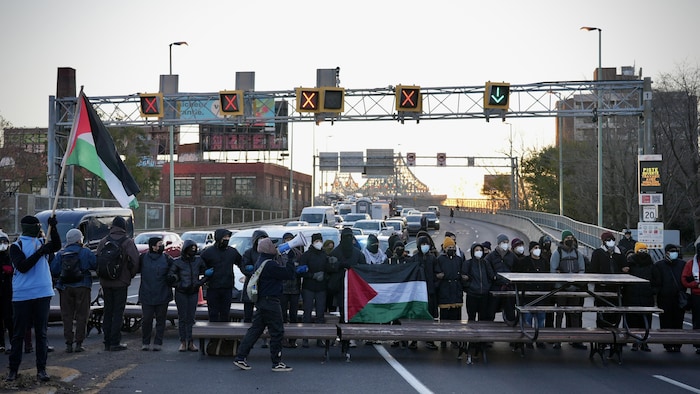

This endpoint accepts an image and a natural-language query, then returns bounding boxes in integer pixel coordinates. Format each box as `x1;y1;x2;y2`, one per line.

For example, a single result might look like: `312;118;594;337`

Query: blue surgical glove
204;268;214;277
295;265;308;274
245;265;254;273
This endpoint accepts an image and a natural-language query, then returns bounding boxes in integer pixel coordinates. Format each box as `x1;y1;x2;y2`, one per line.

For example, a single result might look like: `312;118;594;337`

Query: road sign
406;152;416;166
395;85;422;112
296;88;321;112
437;153;446;167
218;90;244;116
642;205;658;222
637;221;664;249
483;82;510;110
321;88;345;112
639;193;663;205
139;93;164;117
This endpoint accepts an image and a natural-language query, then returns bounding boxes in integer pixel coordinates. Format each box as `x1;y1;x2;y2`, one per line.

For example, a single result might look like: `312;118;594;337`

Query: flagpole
51;87;84;221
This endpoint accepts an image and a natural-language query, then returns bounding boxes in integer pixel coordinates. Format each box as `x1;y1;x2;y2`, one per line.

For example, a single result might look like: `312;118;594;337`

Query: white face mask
0;244;7;252
669;252;679;260
473;250;483;259
515;246;525;254
531;248;541;257
312;241;323;250
605;240;616;248
420;245;430;254
500;242;510;252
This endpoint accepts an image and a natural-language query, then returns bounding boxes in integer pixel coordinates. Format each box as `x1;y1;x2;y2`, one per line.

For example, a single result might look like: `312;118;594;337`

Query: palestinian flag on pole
62;91;140;209
344;262;433;323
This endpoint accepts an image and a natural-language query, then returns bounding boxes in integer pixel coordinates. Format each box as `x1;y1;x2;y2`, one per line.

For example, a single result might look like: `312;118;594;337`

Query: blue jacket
10;230;60;302
256;253;294;298
139;252;174;305
50;243;97;289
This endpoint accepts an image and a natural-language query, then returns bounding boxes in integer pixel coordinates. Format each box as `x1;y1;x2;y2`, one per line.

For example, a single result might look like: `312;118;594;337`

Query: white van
299;206;337;227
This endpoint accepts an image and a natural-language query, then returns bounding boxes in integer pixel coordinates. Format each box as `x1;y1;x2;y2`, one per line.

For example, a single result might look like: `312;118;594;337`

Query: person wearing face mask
618;230;637;255
330;228;366;348
549;229;587;350
297;233;330;348
463;243;495;322
7;215;60;382
362;234;387;265
681;238;700;354
386;241;408;265
97;216;140;353
621;242;655;351
49;229;96;353
651;244;686;352
485;233;517;323
201;229;241;323
169;239;208;352
512;242;550;349
409;236;439;349
435;237;465;323
138;237;174;351
240;230;269;324
537;235;555;328
589;231;625;339
511;238;527;263
0;231;13;354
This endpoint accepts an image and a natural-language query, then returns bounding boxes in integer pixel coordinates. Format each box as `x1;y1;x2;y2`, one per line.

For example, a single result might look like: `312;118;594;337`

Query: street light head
171;41;188;46
580;26;600;32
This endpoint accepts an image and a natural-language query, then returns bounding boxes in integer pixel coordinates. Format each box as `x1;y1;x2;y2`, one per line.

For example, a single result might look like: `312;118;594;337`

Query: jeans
466;293;491;322
206;287;232;322
524;312;546;328
9;296;50;371
175;291;198;342
59;286;91;344
281;293;300;323
302;289;326;324
236;297;285;365
141;303;168;346
102;286;128;348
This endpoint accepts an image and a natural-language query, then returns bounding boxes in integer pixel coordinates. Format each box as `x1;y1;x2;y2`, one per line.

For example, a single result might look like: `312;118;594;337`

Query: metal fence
0;193;287;236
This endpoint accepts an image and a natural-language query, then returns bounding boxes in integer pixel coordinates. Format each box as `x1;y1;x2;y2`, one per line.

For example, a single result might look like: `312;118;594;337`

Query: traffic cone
197;287;207;306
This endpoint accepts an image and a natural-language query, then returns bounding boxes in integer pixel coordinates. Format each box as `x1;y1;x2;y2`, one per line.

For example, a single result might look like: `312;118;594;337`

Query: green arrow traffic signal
484;82;510;110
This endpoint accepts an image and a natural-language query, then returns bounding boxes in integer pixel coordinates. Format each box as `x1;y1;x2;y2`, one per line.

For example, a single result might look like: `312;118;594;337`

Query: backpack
246;259;270;303
59;251;83;284
96;236;127;280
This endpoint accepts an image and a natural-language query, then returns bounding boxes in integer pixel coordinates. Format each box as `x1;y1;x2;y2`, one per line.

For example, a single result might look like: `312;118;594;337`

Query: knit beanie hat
66;229;84;245
112;216;127;230
529;241;540;251
634;242;648;253
148;237;162;248
20;215;41;237
311;233;323;243
496;233;509;244
443;237;456;248
481;241;492;250
257;237;277;255
511;238;524;248
561;230;574;240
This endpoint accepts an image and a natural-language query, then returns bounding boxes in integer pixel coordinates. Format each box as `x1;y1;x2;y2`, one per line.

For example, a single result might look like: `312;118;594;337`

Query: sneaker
425;342;438;350
188;342;198;352
349;340;357;348
179;342;187;352
110;344;128;351
271;362;293;372
552;343;561;349
74;343;86;353
141;344;150;351
66;344;74;353
234;359;252;371
36;369;50;382
152;344;162;351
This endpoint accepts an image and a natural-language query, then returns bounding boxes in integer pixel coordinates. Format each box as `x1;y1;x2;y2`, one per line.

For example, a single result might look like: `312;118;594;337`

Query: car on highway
342;213;371;228
134;231;184;257
405;214;423;236
352;219;392;237
180;230;215;253
423;211;440;230
385;219;408;243
400;207;416;217
229;225;340;255
427;205;440;217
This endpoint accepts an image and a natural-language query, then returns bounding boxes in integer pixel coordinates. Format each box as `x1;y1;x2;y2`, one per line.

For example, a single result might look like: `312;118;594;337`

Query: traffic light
395;85;422;112
321;88;345;112
296;88;321;113
219;90;244;116
139;93;164;118
437;153;446;167
483;82;510;110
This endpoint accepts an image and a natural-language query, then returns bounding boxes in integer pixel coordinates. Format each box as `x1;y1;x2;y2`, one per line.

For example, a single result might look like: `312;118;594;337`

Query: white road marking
374;344;434;394
654;375;700;393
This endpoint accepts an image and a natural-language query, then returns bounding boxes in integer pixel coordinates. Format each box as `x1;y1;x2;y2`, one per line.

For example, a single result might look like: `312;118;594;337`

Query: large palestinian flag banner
344;262;433;323
62;91;140;209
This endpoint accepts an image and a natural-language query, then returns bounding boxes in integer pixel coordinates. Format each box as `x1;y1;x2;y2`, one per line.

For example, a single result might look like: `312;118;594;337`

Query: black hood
182;239;198;254
214;229;232;242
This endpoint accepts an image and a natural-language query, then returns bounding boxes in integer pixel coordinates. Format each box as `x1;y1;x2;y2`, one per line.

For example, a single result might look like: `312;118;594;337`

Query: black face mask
219;239;229;249
395;248;404;256
446;249;456;257
185;248;197;258
157;245;165;254
367;244;379;253
564;240;574;248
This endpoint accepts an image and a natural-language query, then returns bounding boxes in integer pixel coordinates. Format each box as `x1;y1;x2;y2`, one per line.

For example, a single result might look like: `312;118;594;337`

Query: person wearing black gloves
139;237;174;352
234;238;295;372
6;214;60;382
240;230;268;323
169;239;208;352
200;229;241;322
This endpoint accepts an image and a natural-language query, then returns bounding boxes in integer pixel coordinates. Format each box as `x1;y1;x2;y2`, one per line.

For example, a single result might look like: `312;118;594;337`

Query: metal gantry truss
50;80;646;128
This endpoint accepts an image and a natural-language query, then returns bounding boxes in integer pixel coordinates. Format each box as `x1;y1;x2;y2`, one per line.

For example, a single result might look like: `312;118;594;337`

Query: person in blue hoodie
138;237;174;351
233;237;295;372
6;214;60;382
49;229;96;354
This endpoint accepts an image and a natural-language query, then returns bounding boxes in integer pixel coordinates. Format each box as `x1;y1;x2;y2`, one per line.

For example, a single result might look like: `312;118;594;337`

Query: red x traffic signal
139;93;164;118
296;88;321;113
219;90;244;116
395;85;422;112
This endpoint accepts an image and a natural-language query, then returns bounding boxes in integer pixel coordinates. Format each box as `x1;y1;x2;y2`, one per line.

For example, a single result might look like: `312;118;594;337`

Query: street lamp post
167;41;187;229
548;91;565;216
581;26;603;227
169;41;188;75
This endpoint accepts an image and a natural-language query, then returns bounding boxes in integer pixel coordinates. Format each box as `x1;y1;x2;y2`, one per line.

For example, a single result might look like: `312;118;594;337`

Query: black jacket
169;239;207;294
200;229;241;289
298;247;329;292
